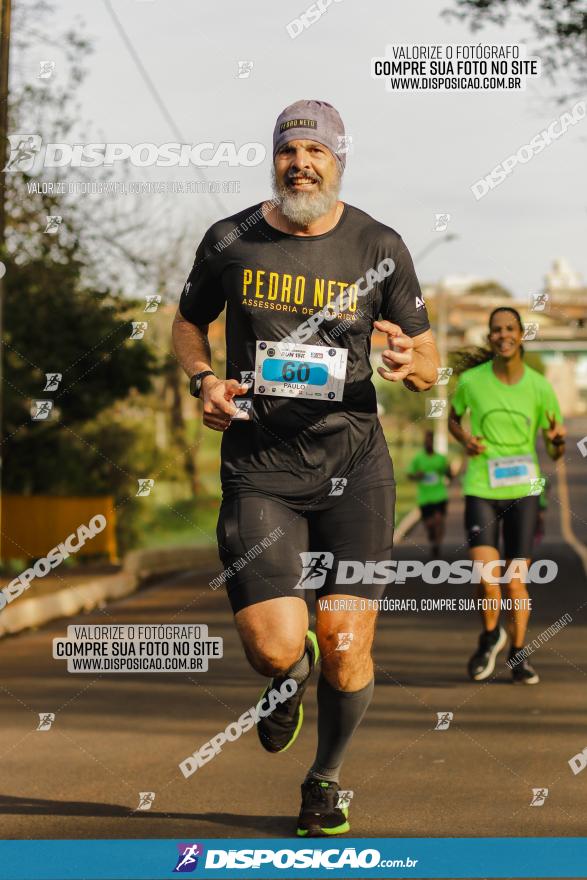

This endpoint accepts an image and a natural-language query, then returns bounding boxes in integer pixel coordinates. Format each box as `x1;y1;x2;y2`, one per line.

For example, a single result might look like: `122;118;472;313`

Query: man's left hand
374;320;414;382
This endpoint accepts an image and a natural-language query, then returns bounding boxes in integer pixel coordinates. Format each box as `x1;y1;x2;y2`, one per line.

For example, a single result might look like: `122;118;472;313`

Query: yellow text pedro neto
242;268;359;320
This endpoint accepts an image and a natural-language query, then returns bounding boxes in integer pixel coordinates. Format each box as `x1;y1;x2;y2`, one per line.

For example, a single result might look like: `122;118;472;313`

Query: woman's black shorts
464;494;540;559
420;500;448;520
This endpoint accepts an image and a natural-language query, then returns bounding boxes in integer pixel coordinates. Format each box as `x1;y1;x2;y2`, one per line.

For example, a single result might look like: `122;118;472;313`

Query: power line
101;0;227;215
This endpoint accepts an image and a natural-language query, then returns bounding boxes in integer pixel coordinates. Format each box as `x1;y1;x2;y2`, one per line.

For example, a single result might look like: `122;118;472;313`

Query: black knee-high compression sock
283;642;312;686
307;674;374;783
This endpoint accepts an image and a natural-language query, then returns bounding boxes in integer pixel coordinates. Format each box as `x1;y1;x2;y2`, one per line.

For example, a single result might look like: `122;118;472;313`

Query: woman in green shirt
449;307;566;685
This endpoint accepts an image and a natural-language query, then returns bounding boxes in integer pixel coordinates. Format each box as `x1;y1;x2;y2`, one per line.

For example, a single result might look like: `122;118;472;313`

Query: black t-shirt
179;202;430;504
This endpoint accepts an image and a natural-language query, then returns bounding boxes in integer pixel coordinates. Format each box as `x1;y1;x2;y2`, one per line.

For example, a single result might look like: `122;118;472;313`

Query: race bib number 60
254;341;348;401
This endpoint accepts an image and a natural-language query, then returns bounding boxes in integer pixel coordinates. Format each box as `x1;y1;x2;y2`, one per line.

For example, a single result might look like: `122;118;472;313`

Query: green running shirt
408;451;449;505
451;360;562;500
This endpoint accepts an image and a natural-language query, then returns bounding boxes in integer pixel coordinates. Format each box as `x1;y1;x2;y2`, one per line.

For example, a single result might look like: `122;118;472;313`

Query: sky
17;0;587;299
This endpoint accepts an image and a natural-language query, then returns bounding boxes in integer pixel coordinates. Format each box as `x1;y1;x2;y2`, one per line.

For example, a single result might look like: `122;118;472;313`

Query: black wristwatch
190;370;216;398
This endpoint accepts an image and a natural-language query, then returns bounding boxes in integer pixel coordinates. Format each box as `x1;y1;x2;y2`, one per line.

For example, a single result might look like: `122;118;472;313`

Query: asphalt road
1;420;586;850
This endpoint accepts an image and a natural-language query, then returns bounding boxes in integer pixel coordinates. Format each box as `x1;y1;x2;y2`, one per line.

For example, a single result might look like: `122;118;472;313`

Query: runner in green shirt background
408;430;452;558
449;306;566;685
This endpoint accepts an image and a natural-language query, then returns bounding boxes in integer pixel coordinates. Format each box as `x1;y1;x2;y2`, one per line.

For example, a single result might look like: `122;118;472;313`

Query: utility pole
0;0;11;560
414;232;458;267
413;233;457;456
435;282;449;454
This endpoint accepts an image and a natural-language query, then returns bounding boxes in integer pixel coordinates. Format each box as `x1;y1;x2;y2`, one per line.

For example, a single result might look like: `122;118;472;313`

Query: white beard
271;166;341;228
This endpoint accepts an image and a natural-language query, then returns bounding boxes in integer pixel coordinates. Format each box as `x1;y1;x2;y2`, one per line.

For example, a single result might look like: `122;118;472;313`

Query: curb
394;506;421;544
0;545;219;639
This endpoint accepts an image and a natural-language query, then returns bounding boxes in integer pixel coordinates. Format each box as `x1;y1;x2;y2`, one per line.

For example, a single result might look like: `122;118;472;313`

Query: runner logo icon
435;366;453;385
337;789;354;809
43;373;62;391
336;134;353;155
144;295;161;313
336;632;354;651
136;792;155;811
435;711;453;730
529;477;546;496
44;215;62;234
237;60;254;78
523;322;539;341
136;479;155;497
3;134;42;171
130;321;148;340
427;399;447;418
531;292;549;312
39;61;56;79
294;552;334;589
173;843;204;872
433;213;450;232
31;400;53;421
36;713;55;731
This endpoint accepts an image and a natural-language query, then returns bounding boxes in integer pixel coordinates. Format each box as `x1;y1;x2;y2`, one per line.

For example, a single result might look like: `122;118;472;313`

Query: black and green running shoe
297;779;351;837
257;630;319;754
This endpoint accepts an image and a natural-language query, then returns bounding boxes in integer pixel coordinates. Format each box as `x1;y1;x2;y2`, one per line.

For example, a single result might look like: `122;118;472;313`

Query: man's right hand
201;377;249;432
464;434;486;457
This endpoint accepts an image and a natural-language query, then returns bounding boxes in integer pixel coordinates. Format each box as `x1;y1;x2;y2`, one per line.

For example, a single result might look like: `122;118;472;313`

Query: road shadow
0;794;294;835
168;812;295;836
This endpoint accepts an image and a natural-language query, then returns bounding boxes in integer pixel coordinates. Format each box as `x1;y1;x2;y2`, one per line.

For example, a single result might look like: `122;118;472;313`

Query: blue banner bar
0;838;586;879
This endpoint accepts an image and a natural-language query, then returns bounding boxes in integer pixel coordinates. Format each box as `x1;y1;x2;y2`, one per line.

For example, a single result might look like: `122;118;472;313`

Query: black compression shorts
216;439;395;614
420;500;448;520
464;494;540;559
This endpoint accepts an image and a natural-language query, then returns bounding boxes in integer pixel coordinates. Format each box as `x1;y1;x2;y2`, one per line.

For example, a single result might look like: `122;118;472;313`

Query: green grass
395;480;418;524
134;497;221;549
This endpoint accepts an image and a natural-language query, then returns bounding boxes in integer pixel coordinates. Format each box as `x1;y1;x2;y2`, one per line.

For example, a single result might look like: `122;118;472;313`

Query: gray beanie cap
272;99;346;172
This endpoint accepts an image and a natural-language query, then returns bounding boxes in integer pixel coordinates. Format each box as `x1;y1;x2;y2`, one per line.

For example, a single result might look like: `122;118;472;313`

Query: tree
2;252;157;494
3;1;224;552
444;0;587;100
1;1;163;552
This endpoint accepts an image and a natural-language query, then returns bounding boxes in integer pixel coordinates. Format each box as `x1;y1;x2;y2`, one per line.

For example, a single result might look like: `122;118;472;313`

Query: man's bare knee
235;597;308;676
316;611;376;657
318;630;371;684
242;635;304;676
321;642;373;690
315;606;377;690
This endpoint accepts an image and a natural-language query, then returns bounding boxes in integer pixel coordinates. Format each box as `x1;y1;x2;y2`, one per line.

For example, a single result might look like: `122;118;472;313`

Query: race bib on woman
488;455;537;488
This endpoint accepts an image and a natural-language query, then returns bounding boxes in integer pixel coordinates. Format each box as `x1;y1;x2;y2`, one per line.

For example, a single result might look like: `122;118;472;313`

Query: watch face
191;372;213;397
190;375;202;397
